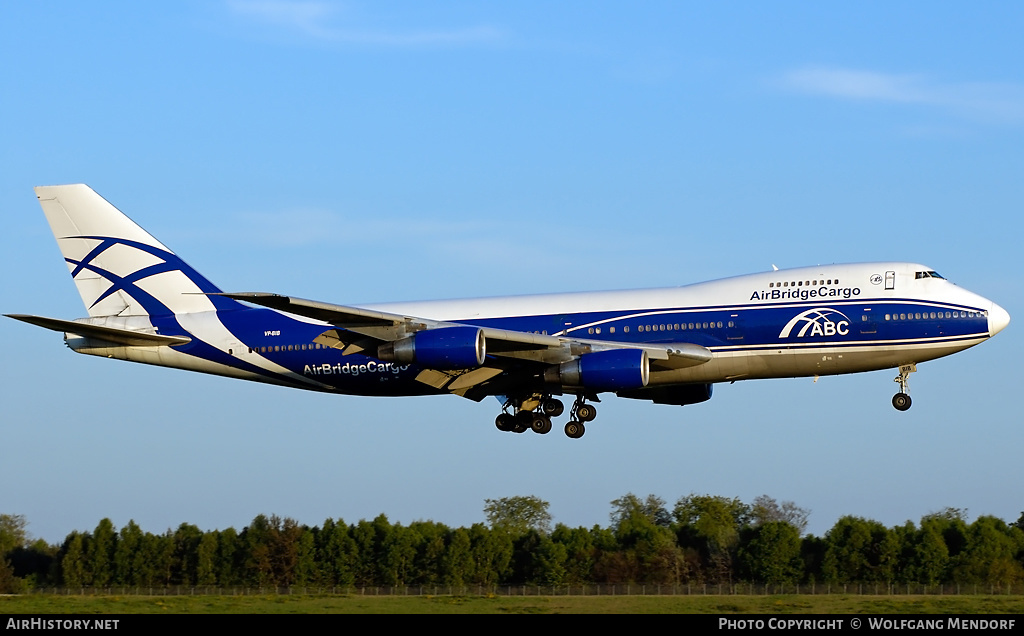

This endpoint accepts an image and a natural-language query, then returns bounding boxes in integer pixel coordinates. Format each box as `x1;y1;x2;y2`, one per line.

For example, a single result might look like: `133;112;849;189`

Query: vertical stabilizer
35;184;233;318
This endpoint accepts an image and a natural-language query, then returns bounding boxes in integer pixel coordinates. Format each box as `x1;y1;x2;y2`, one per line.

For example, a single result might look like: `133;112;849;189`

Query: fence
27;583;1024;597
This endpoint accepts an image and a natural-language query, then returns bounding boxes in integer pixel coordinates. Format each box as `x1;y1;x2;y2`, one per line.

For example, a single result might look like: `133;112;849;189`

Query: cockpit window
915;271;945;280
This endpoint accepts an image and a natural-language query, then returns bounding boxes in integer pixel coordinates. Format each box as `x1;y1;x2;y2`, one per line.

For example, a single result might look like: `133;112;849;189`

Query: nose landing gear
892;363;916;411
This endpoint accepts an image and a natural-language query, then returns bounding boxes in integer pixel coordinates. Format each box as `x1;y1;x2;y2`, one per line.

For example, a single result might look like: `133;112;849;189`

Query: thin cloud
782;66;1024;125
227;0;503;47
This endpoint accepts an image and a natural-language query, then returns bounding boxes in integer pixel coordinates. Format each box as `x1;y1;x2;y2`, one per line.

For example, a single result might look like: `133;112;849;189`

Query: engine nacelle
545;349;650;391
378;326;485;370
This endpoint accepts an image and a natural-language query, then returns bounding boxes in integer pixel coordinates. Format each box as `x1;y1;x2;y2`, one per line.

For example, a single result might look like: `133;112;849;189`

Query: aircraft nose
989;302;1010;336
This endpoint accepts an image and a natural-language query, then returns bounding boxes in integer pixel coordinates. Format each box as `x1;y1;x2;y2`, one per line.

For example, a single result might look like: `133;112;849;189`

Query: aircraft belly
710;339;986;381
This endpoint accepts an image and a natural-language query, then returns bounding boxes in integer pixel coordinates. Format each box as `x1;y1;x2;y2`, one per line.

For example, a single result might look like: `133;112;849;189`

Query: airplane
7;185;1010;439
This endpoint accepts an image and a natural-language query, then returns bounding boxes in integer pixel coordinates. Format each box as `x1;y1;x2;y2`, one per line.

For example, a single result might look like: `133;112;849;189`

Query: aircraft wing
218;292;712;397
5;314;192;347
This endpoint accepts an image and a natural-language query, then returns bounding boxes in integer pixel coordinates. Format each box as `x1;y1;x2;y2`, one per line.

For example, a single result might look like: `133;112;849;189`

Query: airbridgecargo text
749;287;861;301
304;361;410;376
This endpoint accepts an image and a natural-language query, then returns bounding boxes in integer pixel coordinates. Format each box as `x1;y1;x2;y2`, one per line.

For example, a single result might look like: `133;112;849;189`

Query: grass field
3;593;1023;614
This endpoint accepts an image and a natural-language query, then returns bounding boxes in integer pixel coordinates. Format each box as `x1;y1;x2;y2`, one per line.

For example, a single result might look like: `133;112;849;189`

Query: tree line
2;495;1023;592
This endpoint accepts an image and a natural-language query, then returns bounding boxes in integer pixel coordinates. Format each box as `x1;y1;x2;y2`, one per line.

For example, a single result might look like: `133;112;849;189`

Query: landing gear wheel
892;393;912;411
576;404;597;422
531;414;552;434
495;413;514;432
564;420;585;439
542;398;564;417
512;411;531;433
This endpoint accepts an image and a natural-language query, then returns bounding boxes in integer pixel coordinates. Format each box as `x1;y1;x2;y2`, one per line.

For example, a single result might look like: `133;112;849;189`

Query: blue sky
2;2;1022;543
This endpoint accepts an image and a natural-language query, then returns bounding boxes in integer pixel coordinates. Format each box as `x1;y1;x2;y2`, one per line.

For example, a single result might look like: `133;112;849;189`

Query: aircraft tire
495;413;514;432
542;398;564;417
564;421;585;439
892;393;912;411
577;404;597;422
512;412;532;433
531;414;552;434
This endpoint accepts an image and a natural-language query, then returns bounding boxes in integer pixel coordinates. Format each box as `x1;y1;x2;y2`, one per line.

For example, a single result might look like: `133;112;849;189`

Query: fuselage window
688;323;695;329
623;326;629;333
608;327;614;334
900;314;906;320
885;314;890;321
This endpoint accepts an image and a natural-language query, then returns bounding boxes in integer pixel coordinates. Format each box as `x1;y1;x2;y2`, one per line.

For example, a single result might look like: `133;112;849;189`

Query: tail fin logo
779;307;851;338
63;236;227;316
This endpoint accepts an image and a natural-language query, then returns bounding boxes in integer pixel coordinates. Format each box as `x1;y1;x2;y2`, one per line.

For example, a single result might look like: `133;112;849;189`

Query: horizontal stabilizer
5;314;192;347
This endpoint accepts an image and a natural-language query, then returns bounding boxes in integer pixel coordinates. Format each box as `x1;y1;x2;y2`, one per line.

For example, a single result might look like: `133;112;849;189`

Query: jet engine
545;349;649;391
378;326;485;369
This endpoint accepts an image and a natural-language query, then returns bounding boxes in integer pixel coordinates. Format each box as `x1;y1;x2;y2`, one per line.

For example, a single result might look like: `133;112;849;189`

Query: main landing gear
892;363;916;411
495;394;597;439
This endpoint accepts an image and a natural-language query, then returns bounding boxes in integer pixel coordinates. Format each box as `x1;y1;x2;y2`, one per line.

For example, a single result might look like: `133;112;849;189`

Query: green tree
196;531;219;586
468;522;512;586
171;523;203;585
738;521;803;584
0;514;32;592
241;514;274;586
318;518;356;587
822;516;897;583
950;516;1024;586
892;518;949;585
610;493;671;529
551;524;595;584
410;520;447;586
87;518;117;587
60;532;87;588
217;527;241;586
113;520;143;586
0;514;29;557
442;527;473;587
674;494;750;582
379;522;417;586
484;496;552;536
